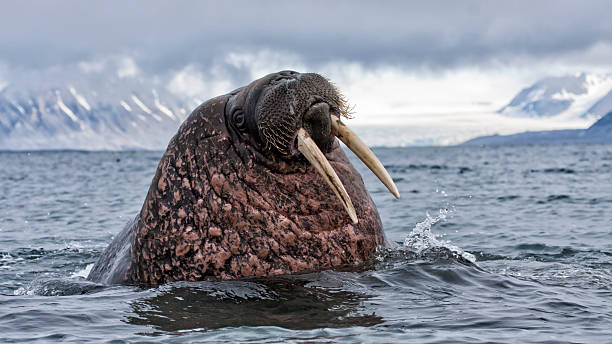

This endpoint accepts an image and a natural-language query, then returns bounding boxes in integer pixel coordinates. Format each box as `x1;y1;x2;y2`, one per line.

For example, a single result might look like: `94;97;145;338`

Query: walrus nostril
303;102;333;151
272;71;301;83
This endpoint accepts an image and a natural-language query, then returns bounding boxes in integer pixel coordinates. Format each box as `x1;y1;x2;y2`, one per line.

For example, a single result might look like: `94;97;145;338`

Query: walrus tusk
331;115;400;199
297;128;358;224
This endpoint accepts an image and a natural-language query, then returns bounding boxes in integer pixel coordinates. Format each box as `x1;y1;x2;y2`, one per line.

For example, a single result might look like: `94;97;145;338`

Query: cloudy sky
1;0;612;144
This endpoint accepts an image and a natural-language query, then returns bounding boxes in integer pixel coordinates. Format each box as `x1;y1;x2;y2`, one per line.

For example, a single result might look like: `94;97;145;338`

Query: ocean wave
13;278;104;296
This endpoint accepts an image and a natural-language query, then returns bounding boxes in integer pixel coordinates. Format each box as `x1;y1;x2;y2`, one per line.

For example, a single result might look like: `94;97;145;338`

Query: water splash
71;263;94;278
403;209;476;263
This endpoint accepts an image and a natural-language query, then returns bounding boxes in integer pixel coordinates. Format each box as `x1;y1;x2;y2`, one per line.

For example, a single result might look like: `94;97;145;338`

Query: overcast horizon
2;1;612;145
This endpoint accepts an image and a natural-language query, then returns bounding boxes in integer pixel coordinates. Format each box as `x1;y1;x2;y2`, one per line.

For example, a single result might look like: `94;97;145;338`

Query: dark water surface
0;145;611;343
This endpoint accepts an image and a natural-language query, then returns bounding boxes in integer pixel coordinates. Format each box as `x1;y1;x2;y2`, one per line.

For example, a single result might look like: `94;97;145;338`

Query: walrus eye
232;109;247;132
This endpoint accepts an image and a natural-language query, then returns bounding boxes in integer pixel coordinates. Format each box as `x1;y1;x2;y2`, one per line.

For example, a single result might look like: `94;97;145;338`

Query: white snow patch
56;90;80;122
120;100;132;112
68;86;91;111
69;86;91;111
131;95;152;114
10;100;25;114
131;94;162;121
152;89;176;120
527;88;546;102
551;88;571;100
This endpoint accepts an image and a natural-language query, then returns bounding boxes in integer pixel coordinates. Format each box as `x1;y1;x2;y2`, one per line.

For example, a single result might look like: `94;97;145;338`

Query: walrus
87;70;399;285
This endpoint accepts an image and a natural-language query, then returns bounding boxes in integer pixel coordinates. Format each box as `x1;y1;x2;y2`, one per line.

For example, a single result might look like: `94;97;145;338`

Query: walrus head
131;71;399;284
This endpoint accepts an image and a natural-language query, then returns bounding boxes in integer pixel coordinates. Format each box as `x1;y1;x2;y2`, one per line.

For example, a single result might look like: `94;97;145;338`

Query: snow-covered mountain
0;74;201;150
582;89;612;120
498;73;612;119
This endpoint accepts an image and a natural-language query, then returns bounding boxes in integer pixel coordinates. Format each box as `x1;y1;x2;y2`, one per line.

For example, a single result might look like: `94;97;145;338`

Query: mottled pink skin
87;72;387;286
123;95;385;285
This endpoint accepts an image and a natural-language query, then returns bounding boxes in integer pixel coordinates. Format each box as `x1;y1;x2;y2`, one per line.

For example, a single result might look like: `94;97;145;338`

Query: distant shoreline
462;111;612;146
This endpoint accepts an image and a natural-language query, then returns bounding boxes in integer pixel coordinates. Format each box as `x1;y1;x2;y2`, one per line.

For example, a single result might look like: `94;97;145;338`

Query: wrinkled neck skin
129;83;385;285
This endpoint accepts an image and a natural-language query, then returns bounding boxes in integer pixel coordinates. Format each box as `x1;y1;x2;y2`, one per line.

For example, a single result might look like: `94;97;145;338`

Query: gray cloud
1;0;612;71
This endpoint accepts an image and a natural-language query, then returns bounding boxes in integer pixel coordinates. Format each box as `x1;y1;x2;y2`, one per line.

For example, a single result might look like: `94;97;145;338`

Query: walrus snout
303;102;334;152
240;71;399;223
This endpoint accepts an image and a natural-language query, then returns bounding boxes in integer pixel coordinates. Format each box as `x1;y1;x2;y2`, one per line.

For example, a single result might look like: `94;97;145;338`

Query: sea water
0;145;611;343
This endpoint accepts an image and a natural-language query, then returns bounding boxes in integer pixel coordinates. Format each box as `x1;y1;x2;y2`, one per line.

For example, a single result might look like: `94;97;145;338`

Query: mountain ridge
2;71;612;150
0;73;201;150
462;111;612;146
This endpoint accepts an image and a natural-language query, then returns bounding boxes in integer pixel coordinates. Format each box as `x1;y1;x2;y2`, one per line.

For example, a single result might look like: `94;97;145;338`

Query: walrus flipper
87;216;137;284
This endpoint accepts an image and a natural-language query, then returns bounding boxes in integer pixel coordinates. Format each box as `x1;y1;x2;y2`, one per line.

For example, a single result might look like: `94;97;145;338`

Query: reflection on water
125;246;478;334
126;278;383;332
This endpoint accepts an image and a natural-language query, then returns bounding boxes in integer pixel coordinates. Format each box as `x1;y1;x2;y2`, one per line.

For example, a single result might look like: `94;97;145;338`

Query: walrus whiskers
297;128;358;224
331;115;400;199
